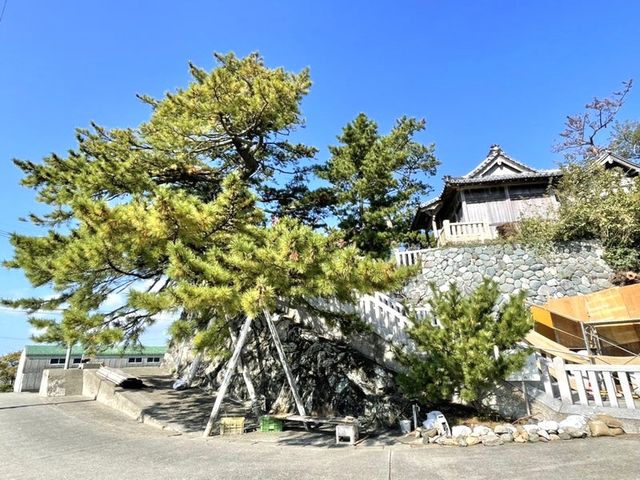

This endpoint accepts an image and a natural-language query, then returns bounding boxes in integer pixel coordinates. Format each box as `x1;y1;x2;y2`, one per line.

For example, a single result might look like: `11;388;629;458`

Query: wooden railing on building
438;220;494;246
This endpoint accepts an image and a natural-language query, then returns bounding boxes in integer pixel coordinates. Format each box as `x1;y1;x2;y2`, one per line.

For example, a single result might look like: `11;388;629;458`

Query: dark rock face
169;317;407;431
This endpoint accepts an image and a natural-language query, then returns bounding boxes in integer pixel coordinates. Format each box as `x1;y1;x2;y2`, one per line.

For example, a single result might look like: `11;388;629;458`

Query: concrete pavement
1;393;639;480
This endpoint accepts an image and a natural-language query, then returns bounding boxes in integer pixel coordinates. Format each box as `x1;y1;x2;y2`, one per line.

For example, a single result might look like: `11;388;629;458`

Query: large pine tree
5;53;409;352
316;113;438;258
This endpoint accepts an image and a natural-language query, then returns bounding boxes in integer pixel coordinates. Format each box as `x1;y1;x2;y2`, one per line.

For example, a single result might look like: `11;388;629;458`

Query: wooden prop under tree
202;311;307;437
228;324;261;419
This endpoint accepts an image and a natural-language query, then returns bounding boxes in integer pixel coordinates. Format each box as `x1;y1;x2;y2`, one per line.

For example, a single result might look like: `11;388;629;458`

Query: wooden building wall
460;184;558;225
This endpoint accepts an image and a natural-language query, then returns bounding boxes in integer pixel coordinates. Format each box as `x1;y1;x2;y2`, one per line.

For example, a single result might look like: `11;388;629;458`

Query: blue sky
1;0;639;354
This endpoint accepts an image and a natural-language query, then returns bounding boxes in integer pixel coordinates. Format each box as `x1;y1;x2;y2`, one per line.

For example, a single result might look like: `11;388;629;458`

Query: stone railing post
483;220;491;240
441;220;450;245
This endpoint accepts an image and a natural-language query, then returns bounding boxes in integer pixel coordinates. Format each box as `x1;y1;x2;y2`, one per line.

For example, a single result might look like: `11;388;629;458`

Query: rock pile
168;317;408;430
414;414;625;447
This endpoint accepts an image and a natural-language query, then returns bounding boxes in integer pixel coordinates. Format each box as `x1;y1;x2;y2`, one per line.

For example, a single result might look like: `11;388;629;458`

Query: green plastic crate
260;416;284;432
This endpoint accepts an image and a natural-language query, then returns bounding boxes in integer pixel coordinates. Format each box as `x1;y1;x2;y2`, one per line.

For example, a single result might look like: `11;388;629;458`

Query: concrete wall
404;241;613;307
14;354;163;392
39;369;84;397
82;370;146;422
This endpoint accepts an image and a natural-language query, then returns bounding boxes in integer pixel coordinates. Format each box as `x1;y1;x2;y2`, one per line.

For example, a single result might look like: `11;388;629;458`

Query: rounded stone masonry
404;241;613;307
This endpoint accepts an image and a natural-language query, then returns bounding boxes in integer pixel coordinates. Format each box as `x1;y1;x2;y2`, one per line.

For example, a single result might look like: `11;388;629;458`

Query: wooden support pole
263;309;307;418
203;315;253;437
229;325;260;417
579;321;594;364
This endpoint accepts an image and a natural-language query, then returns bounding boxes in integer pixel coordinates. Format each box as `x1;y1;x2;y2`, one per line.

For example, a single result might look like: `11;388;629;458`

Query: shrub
398;279;532;405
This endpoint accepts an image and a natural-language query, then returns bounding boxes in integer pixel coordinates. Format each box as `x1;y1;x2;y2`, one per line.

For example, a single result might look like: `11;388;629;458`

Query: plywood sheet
619;284;640;318
585;289;629;322
546;295;587;321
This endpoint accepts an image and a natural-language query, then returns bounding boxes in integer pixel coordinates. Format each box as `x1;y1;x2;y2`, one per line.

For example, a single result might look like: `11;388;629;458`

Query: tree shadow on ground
132;371;401;446
136;373;252;434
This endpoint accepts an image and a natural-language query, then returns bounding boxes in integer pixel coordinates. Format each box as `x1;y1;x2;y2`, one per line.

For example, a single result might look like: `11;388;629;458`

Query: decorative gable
595;151;640;176
465;145;537;178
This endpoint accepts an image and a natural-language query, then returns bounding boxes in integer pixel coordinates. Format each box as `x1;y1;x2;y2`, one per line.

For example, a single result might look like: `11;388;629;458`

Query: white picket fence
358;293;409;344
310;291;429;347
342;293;640;413
358;292;640;413
537;355;640;410
394;248;431;267
312;292;640;413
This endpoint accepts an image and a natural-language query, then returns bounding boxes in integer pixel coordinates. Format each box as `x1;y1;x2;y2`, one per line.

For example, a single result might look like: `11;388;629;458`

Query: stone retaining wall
404;241;613;306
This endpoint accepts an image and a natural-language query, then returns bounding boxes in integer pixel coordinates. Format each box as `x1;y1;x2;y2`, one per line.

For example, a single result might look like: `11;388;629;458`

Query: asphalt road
1;393;640;480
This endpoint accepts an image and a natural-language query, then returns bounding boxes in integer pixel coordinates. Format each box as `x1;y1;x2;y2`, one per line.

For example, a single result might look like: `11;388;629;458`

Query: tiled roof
464;145;536;178
595;151;640;173
446;170;561;185
24;344;167;357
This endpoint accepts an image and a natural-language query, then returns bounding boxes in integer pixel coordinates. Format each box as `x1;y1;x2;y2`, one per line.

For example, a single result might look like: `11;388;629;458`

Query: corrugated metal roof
24;344;167;357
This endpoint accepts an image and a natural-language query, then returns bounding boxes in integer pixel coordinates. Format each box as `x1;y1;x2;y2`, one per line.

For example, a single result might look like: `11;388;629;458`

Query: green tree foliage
516;163;640;271
610;120;640;162
0;351;20;392
515;81;640;273
5;53;410;352
316;113;438;257
398;280;532;404
162;215;409;355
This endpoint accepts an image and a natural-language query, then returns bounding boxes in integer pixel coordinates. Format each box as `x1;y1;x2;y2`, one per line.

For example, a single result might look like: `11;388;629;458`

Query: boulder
500;433;514;442
523;424;539;434
424;428;438;438
482;433;504;446
563;426;587;438
559;415;588;431
610;427;625;436
439;437;458;446
473;425;493;436
537;420;559;433
494;424;516;434
514;432;528;443
537;429;550;441
528;432;540;443
549;434;561;441
451;425;472;437
587;420;612;437
558;431;572;440
466;436;481;446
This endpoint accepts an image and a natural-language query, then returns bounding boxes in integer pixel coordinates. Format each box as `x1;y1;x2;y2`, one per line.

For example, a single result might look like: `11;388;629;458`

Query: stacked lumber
96;366;144;388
